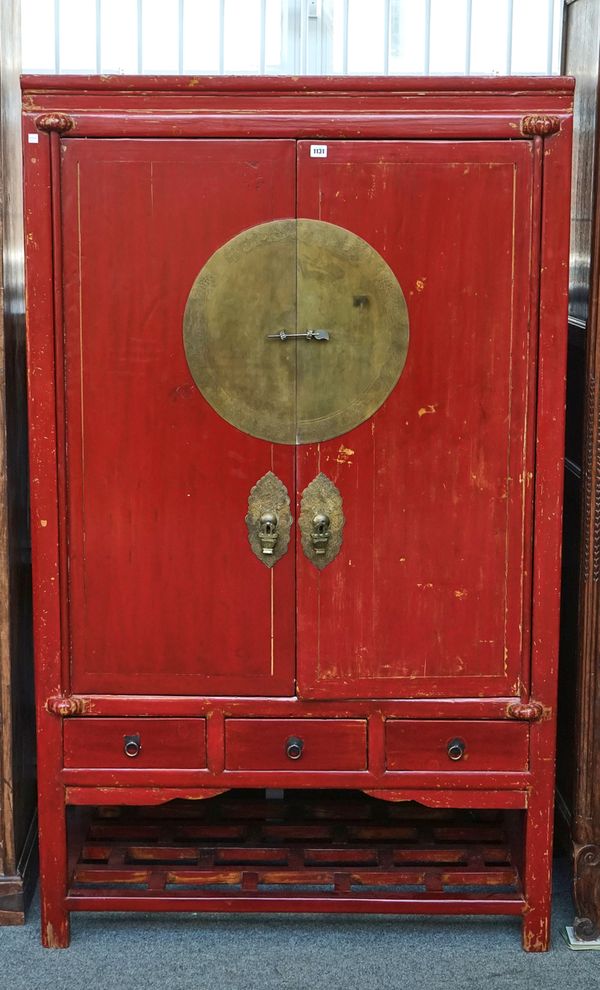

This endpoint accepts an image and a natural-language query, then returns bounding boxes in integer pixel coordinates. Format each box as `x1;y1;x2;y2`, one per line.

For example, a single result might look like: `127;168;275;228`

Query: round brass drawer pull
124;733;141;758
447;737;466;761
285;736;304;761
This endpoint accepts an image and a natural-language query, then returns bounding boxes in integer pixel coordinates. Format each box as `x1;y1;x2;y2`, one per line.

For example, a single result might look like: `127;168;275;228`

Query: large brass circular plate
183;219;409;445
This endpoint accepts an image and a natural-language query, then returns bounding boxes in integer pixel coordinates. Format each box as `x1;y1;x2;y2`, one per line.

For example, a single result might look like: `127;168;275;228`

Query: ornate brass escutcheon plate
246;472;293;568
299;473;345;570
183;219;409;445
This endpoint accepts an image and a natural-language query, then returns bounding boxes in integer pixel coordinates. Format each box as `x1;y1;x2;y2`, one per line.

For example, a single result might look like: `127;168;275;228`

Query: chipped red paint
22;75;572;950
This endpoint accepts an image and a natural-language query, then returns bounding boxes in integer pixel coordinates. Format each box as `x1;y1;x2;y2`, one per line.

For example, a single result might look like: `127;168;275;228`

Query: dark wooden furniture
21;75;572;950
560;0;600;940
0;0;36;923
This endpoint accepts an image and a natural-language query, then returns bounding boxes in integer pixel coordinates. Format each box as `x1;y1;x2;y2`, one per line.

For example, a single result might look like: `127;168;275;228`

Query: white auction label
310;144;328;158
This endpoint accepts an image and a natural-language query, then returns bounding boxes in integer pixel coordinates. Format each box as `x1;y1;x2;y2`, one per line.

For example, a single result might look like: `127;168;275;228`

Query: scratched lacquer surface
296;140;535;699
60;140;296;695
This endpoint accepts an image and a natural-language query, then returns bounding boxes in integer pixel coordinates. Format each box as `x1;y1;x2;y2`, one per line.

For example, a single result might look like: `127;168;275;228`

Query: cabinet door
295;140;536;699
61;139;296;696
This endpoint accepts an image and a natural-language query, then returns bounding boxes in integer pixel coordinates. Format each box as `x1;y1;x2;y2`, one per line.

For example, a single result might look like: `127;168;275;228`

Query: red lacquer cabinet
21;76;572;949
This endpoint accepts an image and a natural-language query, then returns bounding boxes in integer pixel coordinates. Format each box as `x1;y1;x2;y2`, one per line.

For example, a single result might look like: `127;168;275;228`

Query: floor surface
0;860;598;990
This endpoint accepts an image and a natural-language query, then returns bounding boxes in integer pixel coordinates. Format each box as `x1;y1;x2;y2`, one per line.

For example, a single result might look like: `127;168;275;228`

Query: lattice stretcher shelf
66;791;525;916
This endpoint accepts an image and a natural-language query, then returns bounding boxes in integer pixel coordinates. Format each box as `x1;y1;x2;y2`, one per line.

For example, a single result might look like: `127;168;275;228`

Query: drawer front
225;718;367;771
385;720;529;772
64;718;207;770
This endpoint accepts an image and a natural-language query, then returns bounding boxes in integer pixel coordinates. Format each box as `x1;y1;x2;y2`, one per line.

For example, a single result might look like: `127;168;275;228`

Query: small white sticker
28;133;39;144
310;144;328;158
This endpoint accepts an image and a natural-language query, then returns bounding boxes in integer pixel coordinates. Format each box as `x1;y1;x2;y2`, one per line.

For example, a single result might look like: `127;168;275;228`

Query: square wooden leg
521;781;554;952
38;778;70;949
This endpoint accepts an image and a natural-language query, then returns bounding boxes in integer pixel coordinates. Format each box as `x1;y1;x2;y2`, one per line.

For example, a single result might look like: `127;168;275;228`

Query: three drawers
62;716;529;775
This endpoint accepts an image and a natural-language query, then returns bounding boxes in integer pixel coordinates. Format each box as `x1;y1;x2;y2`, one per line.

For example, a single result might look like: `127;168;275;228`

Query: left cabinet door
61;139;297;696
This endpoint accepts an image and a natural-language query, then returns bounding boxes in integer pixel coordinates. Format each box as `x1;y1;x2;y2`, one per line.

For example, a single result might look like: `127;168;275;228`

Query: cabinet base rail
66;893;525;915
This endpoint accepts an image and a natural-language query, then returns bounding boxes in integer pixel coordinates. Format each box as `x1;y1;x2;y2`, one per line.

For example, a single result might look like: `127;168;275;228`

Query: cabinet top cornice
21;73;574;97
21;75;573;141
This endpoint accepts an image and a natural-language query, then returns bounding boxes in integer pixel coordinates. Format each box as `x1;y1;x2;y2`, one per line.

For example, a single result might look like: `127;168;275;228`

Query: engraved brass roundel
183;219;409;445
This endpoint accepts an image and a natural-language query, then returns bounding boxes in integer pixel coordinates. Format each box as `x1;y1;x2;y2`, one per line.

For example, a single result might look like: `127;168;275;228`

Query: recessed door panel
295;140;535;699
61;139;296;696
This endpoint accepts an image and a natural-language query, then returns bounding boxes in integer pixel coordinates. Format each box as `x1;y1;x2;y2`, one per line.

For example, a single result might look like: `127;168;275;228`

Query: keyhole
260;512;277;535
313;513;330;536
258;512;279;555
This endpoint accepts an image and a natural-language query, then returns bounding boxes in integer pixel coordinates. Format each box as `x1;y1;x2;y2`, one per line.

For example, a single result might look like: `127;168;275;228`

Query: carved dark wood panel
562;0;600;940
0;0;36;921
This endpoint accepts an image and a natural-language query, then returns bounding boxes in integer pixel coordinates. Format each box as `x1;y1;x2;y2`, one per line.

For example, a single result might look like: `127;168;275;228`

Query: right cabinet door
295;139;536;700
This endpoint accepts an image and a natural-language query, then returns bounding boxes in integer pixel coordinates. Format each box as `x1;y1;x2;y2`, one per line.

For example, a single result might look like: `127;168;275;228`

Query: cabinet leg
41;904;70;949
39;783;70;948
521;784;553;952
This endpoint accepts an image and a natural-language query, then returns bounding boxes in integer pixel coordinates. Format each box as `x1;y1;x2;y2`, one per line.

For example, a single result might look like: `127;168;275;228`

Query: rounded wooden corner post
24;117;71;948
521;117;572;951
